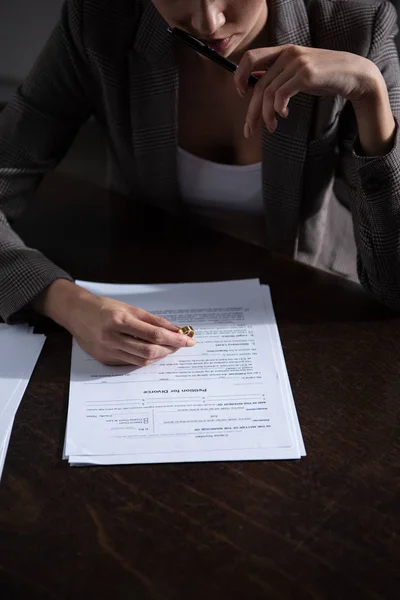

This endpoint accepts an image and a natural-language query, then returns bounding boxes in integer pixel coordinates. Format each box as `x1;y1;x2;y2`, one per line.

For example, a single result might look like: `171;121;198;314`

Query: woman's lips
202;36;233;52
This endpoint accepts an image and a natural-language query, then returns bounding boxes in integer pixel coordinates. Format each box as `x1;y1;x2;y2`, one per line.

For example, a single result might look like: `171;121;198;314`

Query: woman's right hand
33;279;195;366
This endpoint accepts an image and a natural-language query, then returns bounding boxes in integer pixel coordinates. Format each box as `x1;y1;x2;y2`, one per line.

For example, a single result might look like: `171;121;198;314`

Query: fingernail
244;122;252;138
269;118;277;134
282;106;289;118
236;87;245;98
187;338;196;347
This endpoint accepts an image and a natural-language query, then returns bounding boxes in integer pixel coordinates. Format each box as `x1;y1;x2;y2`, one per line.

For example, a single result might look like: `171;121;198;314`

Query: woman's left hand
234;45;385;137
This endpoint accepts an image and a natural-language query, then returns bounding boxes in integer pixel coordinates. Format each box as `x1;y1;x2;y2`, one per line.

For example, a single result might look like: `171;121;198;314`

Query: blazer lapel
128;1;181;213
263;0;315;255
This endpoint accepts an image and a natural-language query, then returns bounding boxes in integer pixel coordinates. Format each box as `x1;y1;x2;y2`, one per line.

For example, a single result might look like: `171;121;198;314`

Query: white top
177;146;266;246
177;146;263;213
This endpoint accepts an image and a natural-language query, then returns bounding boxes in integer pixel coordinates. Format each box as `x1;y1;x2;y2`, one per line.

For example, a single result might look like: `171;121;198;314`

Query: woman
0;0;399;366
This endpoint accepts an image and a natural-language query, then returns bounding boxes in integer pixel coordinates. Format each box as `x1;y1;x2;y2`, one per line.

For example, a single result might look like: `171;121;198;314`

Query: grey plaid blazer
1;0;400;322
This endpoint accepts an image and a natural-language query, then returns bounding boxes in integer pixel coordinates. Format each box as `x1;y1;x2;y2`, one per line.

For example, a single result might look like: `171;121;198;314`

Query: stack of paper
0;325;46;481
64;279;305;465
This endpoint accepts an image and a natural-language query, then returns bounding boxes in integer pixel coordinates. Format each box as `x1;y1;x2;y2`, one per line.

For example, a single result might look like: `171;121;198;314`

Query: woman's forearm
352;72;396;157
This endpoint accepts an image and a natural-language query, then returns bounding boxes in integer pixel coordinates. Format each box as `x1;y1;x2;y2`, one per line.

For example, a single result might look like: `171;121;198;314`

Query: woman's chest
177;64;263;166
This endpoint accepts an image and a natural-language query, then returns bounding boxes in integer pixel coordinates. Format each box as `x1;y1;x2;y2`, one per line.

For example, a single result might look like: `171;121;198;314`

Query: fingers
234;47;284;96
245;72;298;136
244;55;291;135
137;308;180;333
84;334;179;368
133;309;196;347
271;77;301;119
106;310;195;349
76;295;197;368
100;304;195;348
103;349;160;367
130;318;195;348
237;44;317;137
117;333;177;361
96;302;195;371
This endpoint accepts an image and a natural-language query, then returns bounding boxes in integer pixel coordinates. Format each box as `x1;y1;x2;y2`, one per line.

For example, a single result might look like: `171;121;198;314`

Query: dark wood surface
1;174;399;600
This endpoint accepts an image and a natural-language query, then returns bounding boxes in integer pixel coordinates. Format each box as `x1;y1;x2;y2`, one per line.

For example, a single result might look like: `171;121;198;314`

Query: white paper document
0;425;12;479
0;326;46;481
65;279;305;466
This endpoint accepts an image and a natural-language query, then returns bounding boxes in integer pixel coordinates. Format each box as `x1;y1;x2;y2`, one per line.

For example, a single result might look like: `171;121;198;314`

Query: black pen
167;27;260;87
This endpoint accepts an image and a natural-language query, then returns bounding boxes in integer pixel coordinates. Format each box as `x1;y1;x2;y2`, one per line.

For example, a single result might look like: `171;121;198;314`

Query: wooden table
1;175;399;600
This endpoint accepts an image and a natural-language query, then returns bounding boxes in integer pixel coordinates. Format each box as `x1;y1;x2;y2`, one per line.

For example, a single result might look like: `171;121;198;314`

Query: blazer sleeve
0;0;90;323
343;0;400;310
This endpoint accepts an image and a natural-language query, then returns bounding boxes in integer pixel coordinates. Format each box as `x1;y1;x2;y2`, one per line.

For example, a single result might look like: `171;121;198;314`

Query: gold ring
178;325;195;338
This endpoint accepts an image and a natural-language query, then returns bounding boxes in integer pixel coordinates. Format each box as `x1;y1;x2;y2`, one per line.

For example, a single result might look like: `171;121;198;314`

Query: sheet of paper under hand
65;279;305;465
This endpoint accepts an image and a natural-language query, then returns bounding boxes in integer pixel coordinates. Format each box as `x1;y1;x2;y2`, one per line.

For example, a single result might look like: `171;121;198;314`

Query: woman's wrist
33;279;94;331
351;69;396;157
